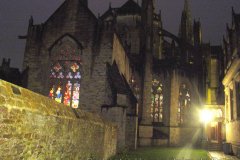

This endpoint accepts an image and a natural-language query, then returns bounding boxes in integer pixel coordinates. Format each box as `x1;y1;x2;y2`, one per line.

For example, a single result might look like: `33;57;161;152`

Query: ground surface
110;147;210;160
209;151;240;160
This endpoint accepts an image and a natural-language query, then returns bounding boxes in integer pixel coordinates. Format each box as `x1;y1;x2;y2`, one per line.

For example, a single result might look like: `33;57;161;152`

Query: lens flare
199;109;213;123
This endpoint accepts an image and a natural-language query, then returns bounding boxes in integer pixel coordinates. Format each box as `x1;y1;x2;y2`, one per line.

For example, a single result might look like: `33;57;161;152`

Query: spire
141;0;154;48
193;19;202;46
109;2;112;9
141;0;154;25
158;9;161;17
179;0;193;44
158;10;162;27
232;6;235;16
29;16;33;26
231;7;239;29
184;0;190;12
232;7;234;28
142;0;154;11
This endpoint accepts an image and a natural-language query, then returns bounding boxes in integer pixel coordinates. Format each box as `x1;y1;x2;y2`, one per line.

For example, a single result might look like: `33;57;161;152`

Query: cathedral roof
117;0;141;15
45;0;96;25
101;0;141;20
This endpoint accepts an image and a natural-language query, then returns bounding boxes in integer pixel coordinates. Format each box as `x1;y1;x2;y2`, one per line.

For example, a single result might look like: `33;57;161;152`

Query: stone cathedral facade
22;0;224;150
222;8;240;156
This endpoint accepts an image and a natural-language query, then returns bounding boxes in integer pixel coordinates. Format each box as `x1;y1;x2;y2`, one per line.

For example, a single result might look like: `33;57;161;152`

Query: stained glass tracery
178;83;191;124
49;61;81;108
64;81;72;106
72;82;80;108
49;37;82;108
151;79;163;122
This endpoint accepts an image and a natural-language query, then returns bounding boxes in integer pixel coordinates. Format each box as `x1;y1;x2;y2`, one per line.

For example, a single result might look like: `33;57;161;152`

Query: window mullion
70;80;74;108
158;93;160;122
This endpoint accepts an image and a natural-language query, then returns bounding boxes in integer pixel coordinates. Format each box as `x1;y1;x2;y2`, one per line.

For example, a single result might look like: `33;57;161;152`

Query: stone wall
226;121;240;155
223;59;240;156
101;107;126;151
101;93;138;151
138;69;203;147
0;80;117;160
125;115;138;149
169;127;202;146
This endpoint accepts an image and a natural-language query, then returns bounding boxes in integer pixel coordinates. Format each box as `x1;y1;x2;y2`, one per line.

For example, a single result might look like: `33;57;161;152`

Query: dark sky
0;0;240;70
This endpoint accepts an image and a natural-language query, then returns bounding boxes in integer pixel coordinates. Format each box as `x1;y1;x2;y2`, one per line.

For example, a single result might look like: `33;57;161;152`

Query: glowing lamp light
199;109;213;124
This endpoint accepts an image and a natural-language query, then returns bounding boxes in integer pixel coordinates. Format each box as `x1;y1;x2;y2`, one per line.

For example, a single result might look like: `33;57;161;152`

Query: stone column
169;70;179;126
140;0;154;125
141;46;153;125
138;0;154;146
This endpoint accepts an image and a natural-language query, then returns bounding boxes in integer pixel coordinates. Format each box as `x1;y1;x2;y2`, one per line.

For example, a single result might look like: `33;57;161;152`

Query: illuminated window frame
49;61;81;108
178;83;191;124
48;35;82;108
151;79;163;123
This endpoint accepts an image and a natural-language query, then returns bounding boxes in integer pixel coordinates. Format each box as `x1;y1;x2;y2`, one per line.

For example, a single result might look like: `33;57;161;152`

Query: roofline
44;0;97;26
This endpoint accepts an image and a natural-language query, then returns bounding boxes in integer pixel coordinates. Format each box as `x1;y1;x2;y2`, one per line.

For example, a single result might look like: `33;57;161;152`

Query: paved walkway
209;152;240;160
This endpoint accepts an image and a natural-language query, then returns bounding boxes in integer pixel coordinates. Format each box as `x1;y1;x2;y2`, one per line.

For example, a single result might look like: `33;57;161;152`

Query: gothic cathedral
22;0;224;150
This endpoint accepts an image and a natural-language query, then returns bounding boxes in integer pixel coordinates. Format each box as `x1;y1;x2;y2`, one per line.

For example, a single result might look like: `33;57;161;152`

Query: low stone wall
0;80;117;160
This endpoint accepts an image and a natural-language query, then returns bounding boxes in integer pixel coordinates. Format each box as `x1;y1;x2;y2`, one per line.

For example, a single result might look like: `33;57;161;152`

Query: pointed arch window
48;35;82;108
178;83;191;124
151;79;163;122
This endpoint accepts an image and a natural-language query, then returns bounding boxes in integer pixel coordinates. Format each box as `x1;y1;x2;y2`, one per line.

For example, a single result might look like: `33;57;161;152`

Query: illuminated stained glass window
48;36;82;108
72;82;80;108
64;81;72;106
49;61;81;108
151;79;163;122
178;83;191;124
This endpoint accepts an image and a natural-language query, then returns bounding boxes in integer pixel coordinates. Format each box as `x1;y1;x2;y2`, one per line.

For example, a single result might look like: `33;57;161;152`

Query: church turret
140;0;154;124
232;7;240;31
158;10;163;28
232;7;235;29
193;19;202;47
142;0;154;35
156;10;164;59
179;0;193;44
29;16;33;27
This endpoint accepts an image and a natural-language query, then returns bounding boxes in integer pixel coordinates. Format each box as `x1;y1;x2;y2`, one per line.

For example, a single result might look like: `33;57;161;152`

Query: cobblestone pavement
209;152;240;160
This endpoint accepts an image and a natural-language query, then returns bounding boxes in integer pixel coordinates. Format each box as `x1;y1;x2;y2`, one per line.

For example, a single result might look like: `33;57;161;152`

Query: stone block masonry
0;80;117;160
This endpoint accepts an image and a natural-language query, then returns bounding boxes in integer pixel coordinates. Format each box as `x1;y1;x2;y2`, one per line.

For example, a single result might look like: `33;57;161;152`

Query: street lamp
199;109;214;124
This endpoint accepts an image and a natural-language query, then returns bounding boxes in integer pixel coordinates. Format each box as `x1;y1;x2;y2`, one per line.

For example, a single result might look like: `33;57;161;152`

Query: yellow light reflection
199;109;214;124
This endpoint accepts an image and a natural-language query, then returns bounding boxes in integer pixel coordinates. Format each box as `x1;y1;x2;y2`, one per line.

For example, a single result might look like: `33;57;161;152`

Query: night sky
0;0;239;70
